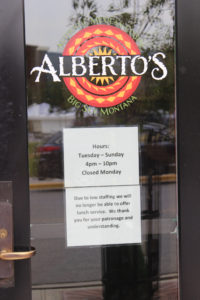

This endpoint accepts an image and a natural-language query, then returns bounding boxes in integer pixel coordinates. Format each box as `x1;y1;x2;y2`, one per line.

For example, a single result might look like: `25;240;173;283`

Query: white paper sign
66;185;141;246
63;127;139;188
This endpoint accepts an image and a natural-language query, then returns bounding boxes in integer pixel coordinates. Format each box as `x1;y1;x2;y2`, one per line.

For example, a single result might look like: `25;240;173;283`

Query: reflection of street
30;181;178;286
30;189;102;285
32;280;178;300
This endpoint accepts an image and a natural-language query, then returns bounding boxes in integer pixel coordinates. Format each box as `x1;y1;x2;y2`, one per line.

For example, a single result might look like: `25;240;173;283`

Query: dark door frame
0;0;31;299
0;0;200;299
176;0;200;299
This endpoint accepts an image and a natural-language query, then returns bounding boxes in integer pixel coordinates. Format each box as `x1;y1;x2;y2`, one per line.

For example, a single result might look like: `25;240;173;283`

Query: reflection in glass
25;0;178;299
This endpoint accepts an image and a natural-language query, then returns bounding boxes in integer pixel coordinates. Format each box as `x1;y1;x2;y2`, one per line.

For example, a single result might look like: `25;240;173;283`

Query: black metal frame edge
0;0;31;299
176;0;200;298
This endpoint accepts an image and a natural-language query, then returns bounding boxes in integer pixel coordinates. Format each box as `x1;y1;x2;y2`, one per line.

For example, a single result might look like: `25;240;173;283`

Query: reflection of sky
24;0;117;52
24;0;73;52
24;0;174;52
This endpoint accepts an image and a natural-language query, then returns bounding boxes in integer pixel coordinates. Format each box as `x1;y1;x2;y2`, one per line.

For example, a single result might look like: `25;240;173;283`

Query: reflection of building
28;103;101;138
28;103;75;135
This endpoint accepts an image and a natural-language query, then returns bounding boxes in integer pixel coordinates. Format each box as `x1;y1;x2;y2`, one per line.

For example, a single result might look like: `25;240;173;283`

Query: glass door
24;0;179;299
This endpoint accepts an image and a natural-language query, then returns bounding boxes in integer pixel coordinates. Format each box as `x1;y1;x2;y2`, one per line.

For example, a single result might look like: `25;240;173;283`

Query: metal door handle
0;247;36;261
0;182;36;287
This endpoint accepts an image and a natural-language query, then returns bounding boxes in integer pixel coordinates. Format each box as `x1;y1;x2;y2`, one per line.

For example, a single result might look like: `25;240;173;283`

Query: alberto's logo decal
31;25;168;108
62;25;141;108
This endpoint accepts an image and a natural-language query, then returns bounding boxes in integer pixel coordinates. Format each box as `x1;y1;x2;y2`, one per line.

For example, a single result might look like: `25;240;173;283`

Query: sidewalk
29;178;64;190
29;174;176;190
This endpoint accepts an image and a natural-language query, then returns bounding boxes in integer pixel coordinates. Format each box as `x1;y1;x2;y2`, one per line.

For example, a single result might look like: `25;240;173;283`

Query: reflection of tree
70;0;174;50
71;0;97;25
27;67;72;111
26;47;73;111
108;0;174;50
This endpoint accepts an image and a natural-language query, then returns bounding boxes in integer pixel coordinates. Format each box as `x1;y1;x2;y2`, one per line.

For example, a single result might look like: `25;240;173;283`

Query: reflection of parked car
36;123;175;179
140;123;175;175
36;131;63;180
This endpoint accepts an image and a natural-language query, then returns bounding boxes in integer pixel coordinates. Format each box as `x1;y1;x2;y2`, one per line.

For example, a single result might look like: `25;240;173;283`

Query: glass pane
24;0;178;299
